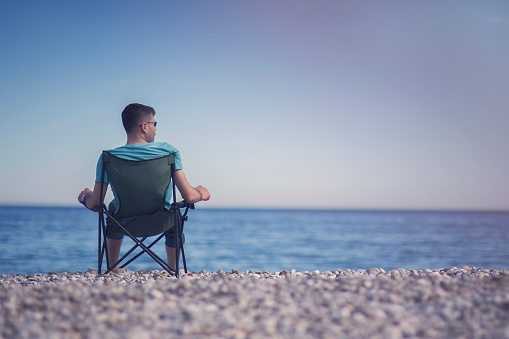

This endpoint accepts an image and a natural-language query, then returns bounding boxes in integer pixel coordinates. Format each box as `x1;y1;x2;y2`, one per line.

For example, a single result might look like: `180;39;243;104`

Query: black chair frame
96;152;194;277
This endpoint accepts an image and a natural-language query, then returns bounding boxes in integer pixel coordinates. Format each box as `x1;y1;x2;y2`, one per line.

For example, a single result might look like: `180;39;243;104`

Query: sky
0;1;508;210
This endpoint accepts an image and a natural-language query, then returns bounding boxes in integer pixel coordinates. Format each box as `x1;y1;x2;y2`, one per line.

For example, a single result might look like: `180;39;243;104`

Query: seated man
78;103;210;269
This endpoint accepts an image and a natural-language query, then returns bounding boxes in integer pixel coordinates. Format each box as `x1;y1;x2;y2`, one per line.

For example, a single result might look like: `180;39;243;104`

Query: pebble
0;267;509;338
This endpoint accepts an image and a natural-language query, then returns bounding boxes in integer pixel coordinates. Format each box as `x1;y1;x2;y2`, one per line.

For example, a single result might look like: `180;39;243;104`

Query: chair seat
107;210;176;237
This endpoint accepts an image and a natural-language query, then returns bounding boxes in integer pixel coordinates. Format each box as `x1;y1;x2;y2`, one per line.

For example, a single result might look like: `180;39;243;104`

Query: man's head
122;103;156;133
122;104;156;142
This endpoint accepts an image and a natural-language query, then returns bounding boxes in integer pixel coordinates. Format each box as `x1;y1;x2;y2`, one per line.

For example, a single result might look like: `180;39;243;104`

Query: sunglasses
139;121;157;127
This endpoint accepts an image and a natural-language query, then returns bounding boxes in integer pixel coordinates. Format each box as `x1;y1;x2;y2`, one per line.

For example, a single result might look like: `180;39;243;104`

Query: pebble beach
1;267;509;338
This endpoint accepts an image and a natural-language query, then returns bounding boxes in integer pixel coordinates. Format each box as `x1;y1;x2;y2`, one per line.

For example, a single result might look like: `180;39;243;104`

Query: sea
0;206;508;275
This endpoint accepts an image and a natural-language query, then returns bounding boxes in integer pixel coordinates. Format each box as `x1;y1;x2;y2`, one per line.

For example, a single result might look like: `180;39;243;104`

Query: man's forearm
173;170;210;203
185;188;203;203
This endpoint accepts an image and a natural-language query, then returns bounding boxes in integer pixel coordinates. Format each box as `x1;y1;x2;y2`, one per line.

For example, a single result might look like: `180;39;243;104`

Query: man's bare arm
78;182;108;210
173;169;210;203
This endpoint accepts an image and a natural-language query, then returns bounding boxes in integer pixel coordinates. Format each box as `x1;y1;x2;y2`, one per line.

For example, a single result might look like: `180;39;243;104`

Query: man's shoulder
150;142;178;150
103;142;179;161
141;142;179;154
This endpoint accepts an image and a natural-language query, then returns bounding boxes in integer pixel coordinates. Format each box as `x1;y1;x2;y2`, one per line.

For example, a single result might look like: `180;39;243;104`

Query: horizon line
0;204;508;213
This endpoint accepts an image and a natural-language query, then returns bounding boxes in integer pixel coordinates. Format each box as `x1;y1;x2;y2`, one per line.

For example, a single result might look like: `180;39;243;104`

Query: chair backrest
101;151;175;219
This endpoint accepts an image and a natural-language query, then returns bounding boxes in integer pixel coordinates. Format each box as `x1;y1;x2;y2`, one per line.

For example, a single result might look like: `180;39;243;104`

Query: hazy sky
1;1;508;210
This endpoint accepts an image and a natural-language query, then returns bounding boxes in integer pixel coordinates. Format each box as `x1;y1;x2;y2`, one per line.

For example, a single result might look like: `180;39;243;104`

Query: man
78;103;210;270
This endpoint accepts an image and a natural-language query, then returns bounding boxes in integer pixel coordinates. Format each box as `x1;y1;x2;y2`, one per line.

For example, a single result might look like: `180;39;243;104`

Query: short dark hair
121;103;156;133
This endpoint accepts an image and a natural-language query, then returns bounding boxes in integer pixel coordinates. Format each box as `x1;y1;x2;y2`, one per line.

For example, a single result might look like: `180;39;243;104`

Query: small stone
367;268;379;276
150;289;164;299
362;280;373;288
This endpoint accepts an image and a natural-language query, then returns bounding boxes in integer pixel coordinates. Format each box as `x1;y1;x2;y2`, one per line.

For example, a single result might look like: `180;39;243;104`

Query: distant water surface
0;207;508;275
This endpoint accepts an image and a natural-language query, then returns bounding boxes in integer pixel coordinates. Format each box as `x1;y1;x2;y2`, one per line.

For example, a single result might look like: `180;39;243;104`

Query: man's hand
78;188;92;205
77;183;108;210
196;185;211;201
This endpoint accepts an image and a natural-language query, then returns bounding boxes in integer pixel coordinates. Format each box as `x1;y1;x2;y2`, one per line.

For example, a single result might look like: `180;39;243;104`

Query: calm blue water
0;206;508;275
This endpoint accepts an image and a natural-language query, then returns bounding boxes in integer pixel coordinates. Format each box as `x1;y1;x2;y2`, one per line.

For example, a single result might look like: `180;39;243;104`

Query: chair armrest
172;200;195;210
81;200;102;212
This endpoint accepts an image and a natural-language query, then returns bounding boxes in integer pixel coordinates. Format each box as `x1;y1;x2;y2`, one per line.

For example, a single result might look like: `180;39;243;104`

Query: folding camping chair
96;151;194;277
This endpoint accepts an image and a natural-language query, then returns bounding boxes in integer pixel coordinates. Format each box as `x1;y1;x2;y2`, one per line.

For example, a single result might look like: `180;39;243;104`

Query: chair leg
174;212;180;277
99;212;109;273
181;244;187;273
179;212;188;273
98;220;102;273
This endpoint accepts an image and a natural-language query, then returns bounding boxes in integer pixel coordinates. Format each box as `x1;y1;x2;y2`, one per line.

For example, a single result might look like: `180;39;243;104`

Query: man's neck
126;134;150;145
